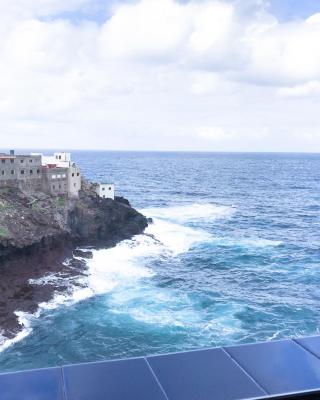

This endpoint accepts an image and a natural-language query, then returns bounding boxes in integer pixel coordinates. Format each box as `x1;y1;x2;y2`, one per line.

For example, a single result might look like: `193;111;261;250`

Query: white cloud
197;126;235;141
278;81;320;97
0;0;319;152
242;19;320;85
188;2;234;53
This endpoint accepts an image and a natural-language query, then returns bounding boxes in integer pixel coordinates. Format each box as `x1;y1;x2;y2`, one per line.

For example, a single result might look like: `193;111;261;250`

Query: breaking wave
0;202;285;353
142;203;234;223
1;203;226;352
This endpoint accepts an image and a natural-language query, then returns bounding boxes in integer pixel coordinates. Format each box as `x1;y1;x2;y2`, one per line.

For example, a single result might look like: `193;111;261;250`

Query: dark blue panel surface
147;347;265;400
0;367;63;400
63;357;167;400
295;336;320;359
225;339;320;395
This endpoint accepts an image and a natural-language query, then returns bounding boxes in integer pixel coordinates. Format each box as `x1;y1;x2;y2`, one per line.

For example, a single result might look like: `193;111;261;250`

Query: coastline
0;246;86;348
0;230;153;352
0;184;149;351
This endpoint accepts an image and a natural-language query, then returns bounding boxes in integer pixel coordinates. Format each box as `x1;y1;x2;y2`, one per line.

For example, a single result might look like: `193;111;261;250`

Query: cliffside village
0;150;114;200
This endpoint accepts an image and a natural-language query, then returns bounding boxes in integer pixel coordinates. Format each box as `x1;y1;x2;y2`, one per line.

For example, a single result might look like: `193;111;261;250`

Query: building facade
96;183;115;200
0;150;82;198
0;152;43;192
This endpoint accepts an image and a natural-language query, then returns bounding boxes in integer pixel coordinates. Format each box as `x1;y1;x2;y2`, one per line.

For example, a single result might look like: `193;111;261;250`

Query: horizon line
1;148;320;155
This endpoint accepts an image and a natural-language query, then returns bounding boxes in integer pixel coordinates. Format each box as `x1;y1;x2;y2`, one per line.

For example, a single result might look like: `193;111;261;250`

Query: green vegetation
57;197;65;207
0;225;9;237
31;202;41;211
0;203;11;212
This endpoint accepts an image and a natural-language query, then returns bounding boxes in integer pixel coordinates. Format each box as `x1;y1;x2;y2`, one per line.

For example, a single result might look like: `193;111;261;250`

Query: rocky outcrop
0;181;148;342
0;182;148;261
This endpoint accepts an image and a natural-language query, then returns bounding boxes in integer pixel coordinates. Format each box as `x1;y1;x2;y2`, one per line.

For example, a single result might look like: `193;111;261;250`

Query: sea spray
0;203;225;352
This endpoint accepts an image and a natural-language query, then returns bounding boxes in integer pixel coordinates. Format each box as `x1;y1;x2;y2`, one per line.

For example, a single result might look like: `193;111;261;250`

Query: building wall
96;184;115;200
0;154;43;192
68;164;81;198
42;167;68;196
54;152;71;163
41;153;70;168
0;152;82;198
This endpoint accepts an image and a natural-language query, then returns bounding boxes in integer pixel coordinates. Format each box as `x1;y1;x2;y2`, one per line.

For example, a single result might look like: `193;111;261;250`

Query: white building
40;152;81;198
96;183;115;200
41;152;71;168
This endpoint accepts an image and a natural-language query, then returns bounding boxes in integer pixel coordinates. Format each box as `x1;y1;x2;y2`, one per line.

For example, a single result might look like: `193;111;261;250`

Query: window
1;171;4;175
59;185;61;189
77;172;80;176
59;155;61;160
102;187;105;191
1;160;5;164
109;187;112;190
30;169;33;174
103;195;105;198
21;170;24;175
57;174;61;179
29;159;33;163
10;159;14;164
74;183;76;187
52;185;55;189
52;175;56;179
11;170;14;174
20;159;24;163
72;173;75;177
37;169;40;174
62;174;66;178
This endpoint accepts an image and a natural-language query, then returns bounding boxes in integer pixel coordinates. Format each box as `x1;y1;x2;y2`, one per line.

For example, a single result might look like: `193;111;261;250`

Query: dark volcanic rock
0;247;74;339
73;249;93;259
0;183;148;261
0;182;149;343
115;196;130;206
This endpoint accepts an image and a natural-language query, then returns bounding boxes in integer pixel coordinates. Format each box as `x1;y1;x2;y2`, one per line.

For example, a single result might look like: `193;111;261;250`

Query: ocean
0;151;320;372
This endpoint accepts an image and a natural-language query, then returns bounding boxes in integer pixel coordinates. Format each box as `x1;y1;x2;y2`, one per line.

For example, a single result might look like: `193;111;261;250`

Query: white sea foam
84;217;211;296
210;237;282;248
142;203;234;223
0;202;230;352
108;285;203;328
0;311;33;353
145;219;211;255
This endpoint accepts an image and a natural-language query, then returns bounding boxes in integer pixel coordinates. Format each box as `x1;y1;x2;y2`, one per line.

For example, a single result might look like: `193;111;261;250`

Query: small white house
41;152;71;168
96;183;115;200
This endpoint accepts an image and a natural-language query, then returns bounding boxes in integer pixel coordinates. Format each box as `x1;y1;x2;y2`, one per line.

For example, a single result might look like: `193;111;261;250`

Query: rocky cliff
0;181;149;343
0;181;148;260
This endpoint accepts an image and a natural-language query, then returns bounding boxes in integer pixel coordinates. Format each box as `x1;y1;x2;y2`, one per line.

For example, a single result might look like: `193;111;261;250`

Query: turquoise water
1;151;320;372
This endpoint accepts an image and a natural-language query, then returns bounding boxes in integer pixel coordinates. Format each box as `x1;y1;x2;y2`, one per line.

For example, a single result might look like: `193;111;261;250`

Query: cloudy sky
1;0;320;152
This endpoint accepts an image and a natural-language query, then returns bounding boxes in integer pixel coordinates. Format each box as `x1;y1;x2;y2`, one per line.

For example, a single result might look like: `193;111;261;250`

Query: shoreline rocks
0;183;149;345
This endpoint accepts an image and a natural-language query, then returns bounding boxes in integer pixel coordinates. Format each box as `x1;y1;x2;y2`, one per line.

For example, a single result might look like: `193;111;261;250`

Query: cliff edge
0;181;148;260
0;181;149;341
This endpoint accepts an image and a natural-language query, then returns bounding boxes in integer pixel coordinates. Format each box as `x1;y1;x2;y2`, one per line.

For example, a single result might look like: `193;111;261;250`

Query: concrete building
42;165;69;196
0;150;82;198
0;151;43;192
68;163;81;198
96;183;115;200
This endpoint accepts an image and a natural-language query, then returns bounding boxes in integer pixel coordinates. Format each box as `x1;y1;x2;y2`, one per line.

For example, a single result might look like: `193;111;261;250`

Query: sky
0;0;320;152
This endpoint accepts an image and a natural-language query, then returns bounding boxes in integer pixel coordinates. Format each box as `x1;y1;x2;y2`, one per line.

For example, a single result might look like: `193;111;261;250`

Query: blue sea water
0;151;320;372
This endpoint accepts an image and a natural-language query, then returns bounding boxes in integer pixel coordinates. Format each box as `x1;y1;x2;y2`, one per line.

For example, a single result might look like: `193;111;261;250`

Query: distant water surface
0;151;320;372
